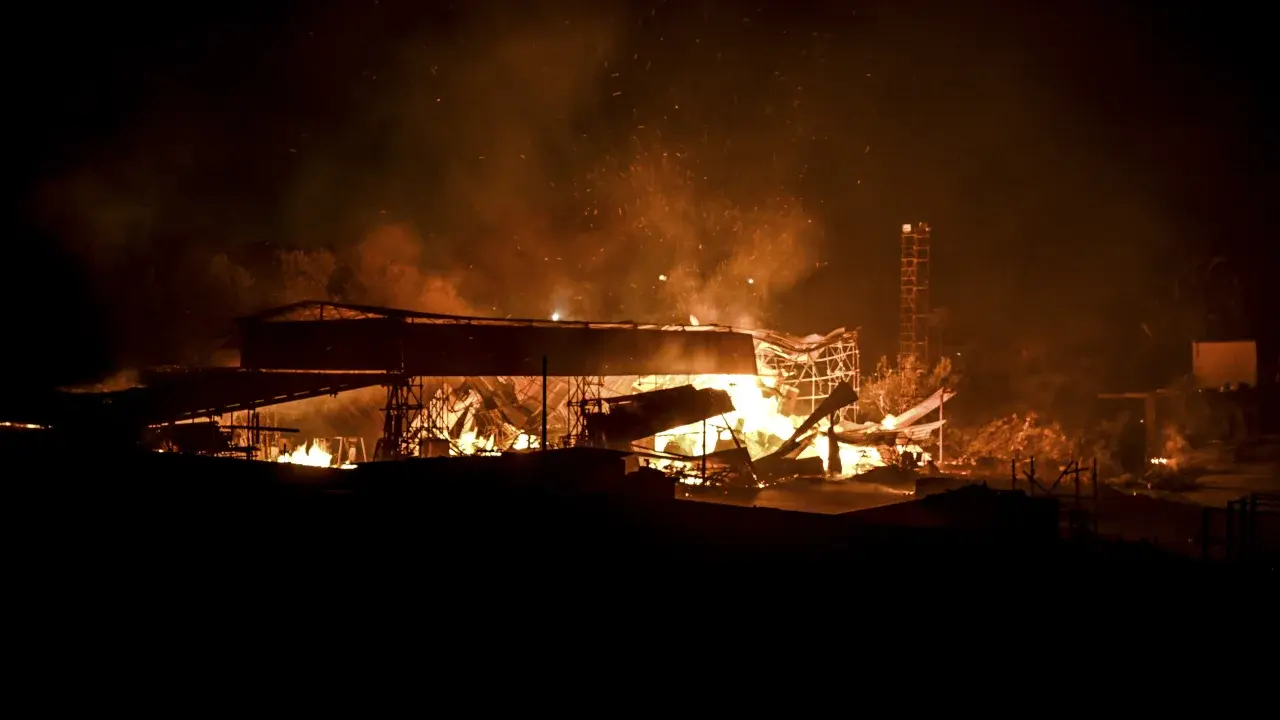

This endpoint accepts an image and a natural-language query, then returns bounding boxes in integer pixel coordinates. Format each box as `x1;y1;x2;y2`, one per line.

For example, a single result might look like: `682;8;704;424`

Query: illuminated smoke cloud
571;150;818;328
35;4;835;370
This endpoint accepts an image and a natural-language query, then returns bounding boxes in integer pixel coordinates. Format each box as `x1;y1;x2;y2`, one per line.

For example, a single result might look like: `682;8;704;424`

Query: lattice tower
898;222;932;372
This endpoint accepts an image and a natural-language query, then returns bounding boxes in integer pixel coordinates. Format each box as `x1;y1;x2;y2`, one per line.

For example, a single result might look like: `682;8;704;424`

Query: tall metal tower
898;222;932;372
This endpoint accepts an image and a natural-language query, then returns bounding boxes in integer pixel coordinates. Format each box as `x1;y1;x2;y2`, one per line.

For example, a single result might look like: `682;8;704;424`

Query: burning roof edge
238;300;858;354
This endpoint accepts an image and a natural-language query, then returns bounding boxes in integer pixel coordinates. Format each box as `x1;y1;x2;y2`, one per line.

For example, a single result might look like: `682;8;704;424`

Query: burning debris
392;327;949;491
277;437;361;469
32;298;951;491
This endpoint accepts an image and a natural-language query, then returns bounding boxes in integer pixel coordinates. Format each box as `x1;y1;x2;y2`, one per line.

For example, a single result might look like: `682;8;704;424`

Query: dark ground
7;434;1274;603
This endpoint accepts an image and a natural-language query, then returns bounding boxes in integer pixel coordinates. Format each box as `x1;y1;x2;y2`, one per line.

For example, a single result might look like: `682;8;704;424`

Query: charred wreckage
4;301;950;490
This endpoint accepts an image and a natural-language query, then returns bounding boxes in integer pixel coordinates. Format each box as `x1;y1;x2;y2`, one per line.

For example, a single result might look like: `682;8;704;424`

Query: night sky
8;0;1275;390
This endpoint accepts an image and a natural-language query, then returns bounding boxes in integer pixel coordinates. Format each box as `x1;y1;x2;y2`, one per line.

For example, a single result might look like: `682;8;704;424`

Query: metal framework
329;436;368;466
376;376;432;459
1012;457;1100;535
242;300;763;334
564;375;605;447
754;329;861;418
223;408;286;460
236;301;868;457
239;302;757;454
426;382;451;449
1217;493;1278;564
898;222;932;372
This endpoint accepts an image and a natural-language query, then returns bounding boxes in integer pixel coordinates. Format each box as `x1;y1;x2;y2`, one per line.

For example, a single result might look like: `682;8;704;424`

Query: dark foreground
10;439;1276;603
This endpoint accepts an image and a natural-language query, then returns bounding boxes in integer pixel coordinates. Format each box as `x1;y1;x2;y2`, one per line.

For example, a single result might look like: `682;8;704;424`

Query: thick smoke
207;225;479;317
37;4;834;371
571;151;817;327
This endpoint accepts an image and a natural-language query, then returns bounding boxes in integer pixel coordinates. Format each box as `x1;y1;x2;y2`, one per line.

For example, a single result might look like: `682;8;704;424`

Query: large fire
651;374;915;481
427;371;905;481
278;439;356;469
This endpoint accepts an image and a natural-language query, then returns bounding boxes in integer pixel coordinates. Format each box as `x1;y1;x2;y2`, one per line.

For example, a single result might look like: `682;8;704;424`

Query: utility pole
938;381;945;466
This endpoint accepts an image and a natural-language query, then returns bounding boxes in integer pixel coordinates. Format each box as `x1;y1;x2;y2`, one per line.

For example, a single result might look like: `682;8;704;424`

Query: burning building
4;300;948;489
223;301;945;486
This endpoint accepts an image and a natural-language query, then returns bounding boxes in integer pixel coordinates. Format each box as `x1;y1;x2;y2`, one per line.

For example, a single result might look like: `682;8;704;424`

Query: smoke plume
35;3;835;371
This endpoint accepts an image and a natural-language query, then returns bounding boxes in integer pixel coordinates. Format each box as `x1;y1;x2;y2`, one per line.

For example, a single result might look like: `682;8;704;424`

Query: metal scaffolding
425;381;450;454
224;408;286;461
564;375;605;447
898;222;932;373
755;330;861;419
377;376;427;459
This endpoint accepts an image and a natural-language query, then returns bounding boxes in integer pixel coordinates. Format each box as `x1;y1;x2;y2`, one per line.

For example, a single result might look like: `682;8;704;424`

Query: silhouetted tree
858;356;953;421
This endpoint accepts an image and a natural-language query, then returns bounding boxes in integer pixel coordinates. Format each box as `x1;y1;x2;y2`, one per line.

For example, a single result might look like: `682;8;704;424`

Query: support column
565;375;604;447
376;375;430;459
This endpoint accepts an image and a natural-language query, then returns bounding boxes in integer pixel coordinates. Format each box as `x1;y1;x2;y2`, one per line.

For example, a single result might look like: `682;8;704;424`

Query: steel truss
564;375;604;447
755;331;861;419
898;222;932;372
376;376;449;459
